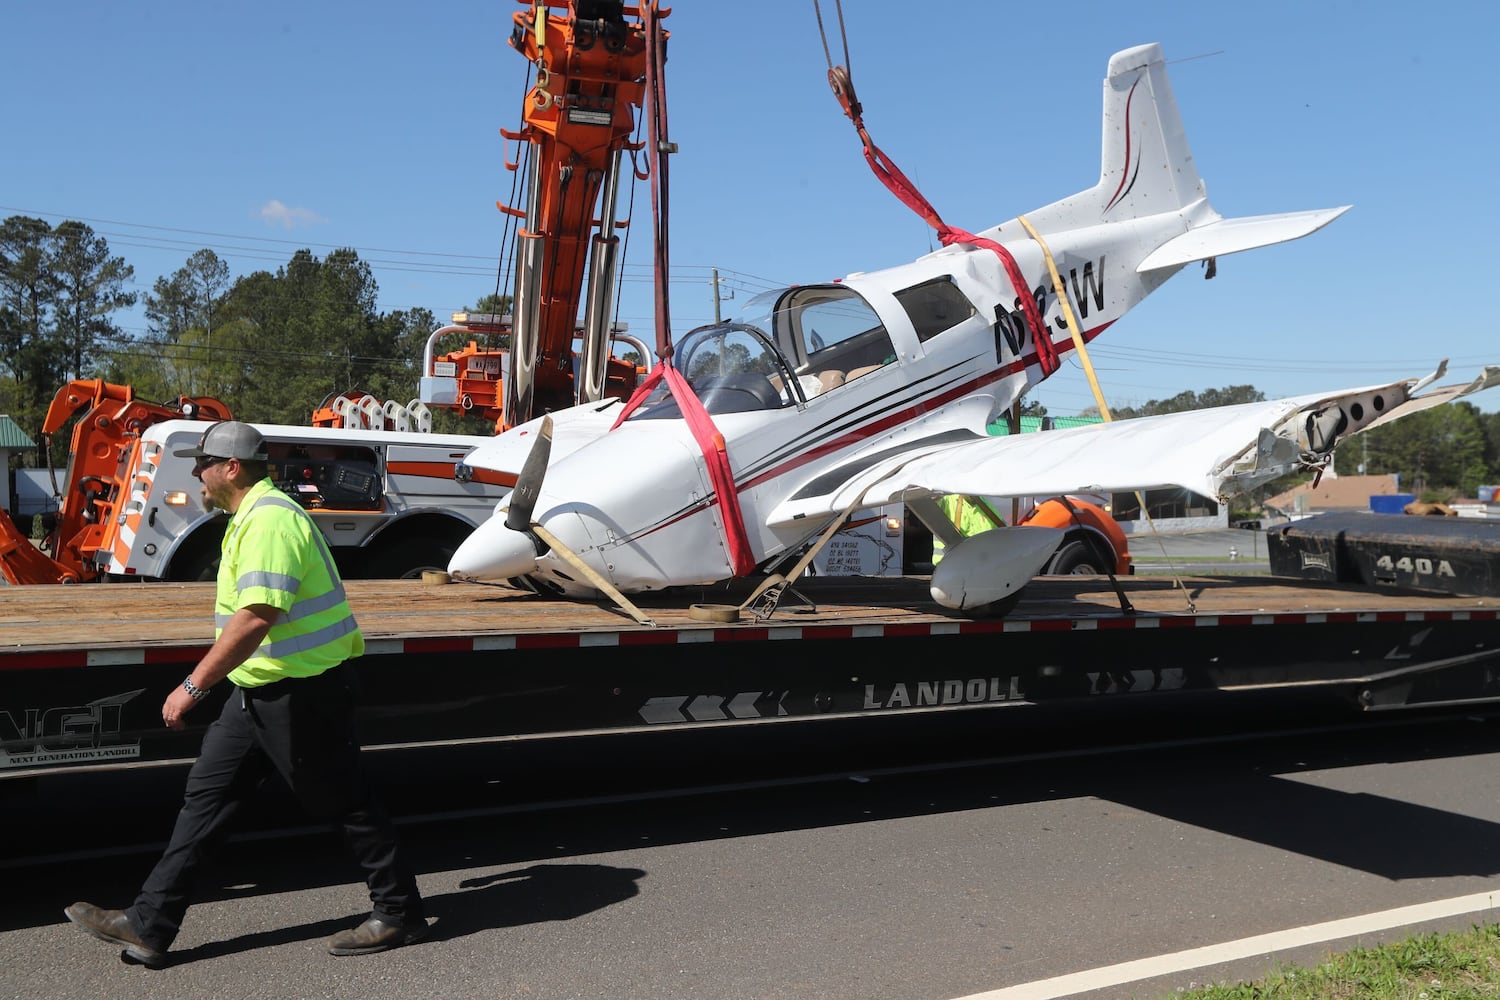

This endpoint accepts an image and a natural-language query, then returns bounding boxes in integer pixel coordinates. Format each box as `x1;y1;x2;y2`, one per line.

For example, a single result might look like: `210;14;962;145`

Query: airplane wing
767;364;1500;525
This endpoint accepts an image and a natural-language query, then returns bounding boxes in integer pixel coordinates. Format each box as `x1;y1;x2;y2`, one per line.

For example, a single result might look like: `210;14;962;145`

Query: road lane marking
954;886;1500;1000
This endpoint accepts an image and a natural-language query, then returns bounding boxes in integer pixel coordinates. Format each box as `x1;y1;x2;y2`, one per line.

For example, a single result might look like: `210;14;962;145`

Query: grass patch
1156;924;1500;998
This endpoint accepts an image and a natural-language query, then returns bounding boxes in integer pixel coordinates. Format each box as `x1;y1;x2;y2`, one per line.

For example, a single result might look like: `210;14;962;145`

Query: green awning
987;414;1104;435
0;415;37;449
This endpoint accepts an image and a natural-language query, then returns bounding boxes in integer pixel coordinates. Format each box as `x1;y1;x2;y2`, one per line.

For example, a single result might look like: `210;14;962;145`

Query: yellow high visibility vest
931;495;1004;564
217;479;364;687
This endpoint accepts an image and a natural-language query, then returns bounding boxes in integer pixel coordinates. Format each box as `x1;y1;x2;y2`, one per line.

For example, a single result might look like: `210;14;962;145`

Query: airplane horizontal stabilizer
1136;206;1352;273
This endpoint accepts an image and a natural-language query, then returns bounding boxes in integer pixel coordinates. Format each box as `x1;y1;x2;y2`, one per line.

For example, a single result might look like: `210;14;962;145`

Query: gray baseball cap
173;421;269;461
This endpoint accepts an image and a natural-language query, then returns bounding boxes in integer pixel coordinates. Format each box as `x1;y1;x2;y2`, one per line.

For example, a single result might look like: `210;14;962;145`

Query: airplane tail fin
1056;43;1350;268
1096;43;1205;220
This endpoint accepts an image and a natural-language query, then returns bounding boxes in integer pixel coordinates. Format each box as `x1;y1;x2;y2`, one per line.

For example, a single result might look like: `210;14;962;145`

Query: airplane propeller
492;412;656;626
505;414;553;537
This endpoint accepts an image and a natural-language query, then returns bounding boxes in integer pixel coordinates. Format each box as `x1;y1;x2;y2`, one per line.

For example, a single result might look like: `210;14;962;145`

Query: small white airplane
448;42;1499;617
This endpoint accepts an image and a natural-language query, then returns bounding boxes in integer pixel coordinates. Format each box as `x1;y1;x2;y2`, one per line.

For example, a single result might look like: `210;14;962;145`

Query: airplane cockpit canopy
626;285;896;420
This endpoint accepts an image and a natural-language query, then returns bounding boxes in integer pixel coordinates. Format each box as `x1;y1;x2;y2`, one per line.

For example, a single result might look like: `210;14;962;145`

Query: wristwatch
182;677;210;702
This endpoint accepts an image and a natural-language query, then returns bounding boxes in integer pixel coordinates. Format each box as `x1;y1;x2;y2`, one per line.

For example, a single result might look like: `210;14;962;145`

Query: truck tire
166;528;225;582
366;537;459;580
1047;539;1108;576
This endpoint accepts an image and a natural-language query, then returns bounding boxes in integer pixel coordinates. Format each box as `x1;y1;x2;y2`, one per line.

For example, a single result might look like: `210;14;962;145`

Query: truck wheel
1047;539;1107;575
166;529;225;582
367;537;458;580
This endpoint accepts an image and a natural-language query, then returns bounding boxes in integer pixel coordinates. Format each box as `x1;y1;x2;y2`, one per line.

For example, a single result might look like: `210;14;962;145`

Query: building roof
988;415;1103;435
0;415;36;449
1264;473;1402;514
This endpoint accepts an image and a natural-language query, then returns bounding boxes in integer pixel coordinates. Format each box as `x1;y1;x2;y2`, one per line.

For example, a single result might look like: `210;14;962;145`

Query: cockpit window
893;276;976;342
627;322;793;418
781;286;896;390
625;284;897;419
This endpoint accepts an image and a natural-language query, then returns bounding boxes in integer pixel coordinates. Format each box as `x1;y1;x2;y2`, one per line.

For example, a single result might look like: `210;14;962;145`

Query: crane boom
501;0;669;428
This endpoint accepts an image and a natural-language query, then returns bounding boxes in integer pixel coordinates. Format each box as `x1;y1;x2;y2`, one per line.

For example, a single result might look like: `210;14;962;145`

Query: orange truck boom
0;380;230;585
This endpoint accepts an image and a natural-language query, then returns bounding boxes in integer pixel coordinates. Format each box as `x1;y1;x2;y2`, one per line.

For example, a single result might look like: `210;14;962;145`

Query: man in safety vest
930;494;1005;565
65;421;426;967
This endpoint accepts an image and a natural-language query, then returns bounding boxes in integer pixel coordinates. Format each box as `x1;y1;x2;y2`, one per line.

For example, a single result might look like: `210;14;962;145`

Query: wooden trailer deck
3;574;1495;657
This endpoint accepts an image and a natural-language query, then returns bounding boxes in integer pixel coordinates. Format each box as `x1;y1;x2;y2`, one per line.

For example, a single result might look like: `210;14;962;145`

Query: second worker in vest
930;494;1006;565
64;420;426;968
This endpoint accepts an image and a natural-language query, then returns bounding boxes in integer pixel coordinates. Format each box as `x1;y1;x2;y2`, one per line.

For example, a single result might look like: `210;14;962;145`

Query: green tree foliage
1111;384;1265;419
125;249;234;399
1358;401;1490;497
211;248;383;424
1483;411;1500;483
0;216;63;428
50;221;137;383
1;219;542;470
1;216;136;462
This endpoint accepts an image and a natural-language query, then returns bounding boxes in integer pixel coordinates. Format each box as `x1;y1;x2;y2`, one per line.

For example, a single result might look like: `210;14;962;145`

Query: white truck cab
104;420;507;581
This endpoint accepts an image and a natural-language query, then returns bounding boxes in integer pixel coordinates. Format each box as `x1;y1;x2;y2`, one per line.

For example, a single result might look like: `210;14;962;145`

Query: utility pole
711;267;722;323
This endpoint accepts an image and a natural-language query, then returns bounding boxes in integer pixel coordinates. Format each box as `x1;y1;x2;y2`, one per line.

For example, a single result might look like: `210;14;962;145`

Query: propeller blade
505;415;553;532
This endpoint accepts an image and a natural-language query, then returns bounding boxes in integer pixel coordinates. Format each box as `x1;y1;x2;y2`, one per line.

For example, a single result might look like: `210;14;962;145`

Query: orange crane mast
499;0;668;428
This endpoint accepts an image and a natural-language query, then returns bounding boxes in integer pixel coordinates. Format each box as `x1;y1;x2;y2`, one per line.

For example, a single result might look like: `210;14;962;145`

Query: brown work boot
64;901;166;968
327;915;429;956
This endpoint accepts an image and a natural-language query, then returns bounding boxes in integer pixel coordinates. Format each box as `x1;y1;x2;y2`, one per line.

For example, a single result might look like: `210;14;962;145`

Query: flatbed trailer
4;575;1498;782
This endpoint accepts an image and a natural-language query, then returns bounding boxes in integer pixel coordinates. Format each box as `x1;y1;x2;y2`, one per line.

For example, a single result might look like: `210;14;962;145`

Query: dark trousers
127;664;423;951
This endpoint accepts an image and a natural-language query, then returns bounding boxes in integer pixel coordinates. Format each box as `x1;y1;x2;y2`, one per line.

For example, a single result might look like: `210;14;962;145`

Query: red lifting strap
833;73;1060;377
612;363;757;578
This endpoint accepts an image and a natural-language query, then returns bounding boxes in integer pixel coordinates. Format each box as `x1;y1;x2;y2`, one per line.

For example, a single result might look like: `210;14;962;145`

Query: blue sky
5;1;1497;414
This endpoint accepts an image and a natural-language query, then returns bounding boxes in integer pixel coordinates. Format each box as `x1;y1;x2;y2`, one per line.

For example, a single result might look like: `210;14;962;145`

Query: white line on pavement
953;887;1500;1000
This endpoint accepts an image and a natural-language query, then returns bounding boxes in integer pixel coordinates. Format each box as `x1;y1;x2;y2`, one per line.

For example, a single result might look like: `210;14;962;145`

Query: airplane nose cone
447;514;542;581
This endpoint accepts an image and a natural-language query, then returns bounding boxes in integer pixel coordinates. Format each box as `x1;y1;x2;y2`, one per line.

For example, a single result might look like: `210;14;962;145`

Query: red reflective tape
404;637;476;654
1272;615;1308;626
796;625;854;640
1098;618;1138;630
953;620;1008;635
0;651;85;670
515;634;583;650
1026;619;1073;632
884;623;936;638
147;646;209;664
618;631;680;646
1216;615;1255;627
1375;612;1410;623
715;627;772;642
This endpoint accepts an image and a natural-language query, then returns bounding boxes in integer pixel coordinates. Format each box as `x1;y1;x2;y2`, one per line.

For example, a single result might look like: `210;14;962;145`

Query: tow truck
0;378;507;585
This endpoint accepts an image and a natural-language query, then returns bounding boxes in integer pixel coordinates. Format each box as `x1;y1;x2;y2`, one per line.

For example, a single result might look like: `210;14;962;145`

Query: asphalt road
9;707;1500;1000
1127;527;1272;575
